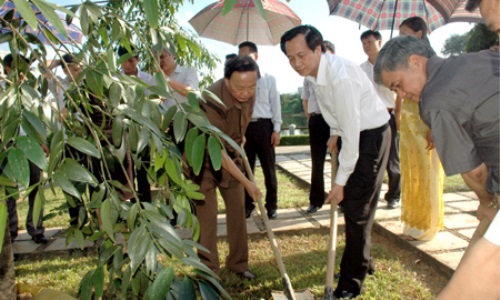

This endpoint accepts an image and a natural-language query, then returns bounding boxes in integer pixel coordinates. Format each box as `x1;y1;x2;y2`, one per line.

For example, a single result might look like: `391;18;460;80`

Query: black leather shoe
387;199;399;209
237;270;257;280
306;205;321;214
245;208;254;219
333;290;357;299
267;209;278;219
32;235;48;244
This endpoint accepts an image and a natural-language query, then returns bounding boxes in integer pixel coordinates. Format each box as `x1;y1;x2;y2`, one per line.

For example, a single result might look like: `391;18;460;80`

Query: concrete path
13;145;478;278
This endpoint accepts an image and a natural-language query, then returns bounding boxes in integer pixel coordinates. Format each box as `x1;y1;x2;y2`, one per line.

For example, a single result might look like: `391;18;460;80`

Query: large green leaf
184;127;199;165
199;281;219;300
12;0;38;31
100;199;115;242
144;0;159;28
67;137;101;158
52;171;81;199
7;148;29;188
190;134;206;176
207;135;222;171
144;266;174;300
173;111;188;143
92;266;104;298
60;159;98;186
79;270;94;300
17;135;47;171
112;115;124;148
165;156;182;186
0;198;6;254
23;110;47;140
178;277;196;300
32;187;43;229
128;225;150;275
32;0;69;39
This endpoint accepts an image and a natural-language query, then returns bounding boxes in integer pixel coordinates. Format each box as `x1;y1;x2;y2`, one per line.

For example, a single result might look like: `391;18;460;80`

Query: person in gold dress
396;17;445;241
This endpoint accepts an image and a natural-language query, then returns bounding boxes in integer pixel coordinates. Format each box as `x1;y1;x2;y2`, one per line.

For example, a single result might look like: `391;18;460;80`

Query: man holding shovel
281;25;390;299
190;55;262;280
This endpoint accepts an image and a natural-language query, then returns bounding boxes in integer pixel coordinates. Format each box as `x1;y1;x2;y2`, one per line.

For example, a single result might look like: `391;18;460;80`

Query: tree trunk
0;227;16;300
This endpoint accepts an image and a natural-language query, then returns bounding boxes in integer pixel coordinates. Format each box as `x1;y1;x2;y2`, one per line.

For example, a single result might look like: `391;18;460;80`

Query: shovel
324;149;339;300
242;153;313;300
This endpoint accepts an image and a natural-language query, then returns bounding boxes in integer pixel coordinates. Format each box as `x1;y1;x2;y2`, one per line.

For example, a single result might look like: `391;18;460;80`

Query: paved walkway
13;146;478;278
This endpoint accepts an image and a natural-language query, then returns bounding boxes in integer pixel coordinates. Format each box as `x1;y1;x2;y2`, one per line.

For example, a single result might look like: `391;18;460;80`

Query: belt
251;118;271;122
362;122;389;134
310;112;322;116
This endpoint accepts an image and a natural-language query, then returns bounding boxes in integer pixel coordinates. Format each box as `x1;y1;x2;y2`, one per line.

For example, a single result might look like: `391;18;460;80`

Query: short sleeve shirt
420;50;500;193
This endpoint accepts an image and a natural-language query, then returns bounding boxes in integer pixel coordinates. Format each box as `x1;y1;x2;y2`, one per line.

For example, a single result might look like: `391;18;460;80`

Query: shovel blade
271;289;315;300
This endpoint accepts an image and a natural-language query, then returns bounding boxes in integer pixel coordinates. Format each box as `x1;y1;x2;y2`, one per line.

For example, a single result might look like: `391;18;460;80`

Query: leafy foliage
0;0;269;298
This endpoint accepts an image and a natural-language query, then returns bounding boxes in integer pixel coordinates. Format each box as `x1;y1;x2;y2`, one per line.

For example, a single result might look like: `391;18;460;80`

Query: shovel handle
325;149;339;292
242;153;297;300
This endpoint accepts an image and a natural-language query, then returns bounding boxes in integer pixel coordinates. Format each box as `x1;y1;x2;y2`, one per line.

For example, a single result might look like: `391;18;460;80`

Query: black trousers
8;161;44;239
336;124;390;296
384;111;401;201
308;114;330;207
244;119;278;212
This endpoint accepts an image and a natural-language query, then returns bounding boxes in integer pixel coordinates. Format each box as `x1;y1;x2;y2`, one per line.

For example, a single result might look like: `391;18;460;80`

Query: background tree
464;23;498;53
0;0;268;298
441;34;467;57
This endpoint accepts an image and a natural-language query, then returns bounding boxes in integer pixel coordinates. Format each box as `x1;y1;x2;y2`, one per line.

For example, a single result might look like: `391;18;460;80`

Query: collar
426;55;444;82
314;53;329;86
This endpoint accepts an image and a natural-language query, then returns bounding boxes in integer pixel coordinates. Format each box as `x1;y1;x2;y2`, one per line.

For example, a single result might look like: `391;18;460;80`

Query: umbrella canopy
0;0;82;44
327;0;481;33
189;0;301;46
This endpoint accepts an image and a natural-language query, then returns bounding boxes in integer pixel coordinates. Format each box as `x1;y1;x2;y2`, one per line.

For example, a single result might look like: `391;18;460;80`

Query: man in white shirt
360;30;401;209
281;25;390;299
302;41;335;214
238;41;282;220
156;46;199;111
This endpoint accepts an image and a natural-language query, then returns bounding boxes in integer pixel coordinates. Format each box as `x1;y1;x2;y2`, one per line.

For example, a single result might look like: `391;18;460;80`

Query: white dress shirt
301;78;321;114
306;53;389;186
360;60;396;109
137;69;157;87
161;64;199;111
252;71;282;132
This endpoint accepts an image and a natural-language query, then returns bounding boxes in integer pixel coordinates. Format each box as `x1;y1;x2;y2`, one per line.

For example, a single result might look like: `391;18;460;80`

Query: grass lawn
13;166;466;298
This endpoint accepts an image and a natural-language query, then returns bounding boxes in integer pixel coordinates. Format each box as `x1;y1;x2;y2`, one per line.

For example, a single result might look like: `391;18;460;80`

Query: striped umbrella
327;0;481;35
189;0;301;46
0;0;82;44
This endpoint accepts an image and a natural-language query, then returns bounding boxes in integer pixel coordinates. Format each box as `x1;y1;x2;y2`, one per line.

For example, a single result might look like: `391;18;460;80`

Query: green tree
0;0;266;298
442;34;467;57
465;23;498;53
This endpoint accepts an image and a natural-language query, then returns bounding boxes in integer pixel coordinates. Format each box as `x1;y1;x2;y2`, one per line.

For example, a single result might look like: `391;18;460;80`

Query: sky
2;0;476;93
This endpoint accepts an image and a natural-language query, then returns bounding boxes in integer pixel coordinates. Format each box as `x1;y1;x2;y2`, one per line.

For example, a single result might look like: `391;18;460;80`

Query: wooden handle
325;150;339;291
242;153;296;300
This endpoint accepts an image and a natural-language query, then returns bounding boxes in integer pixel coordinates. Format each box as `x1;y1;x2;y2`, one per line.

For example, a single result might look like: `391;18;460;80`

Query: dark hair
238;41;258;53
399;17;436;54
360;30;382;41
2;53;29;68
280;25;325;55
62;53;78;64
225;53;237;61
118;45;138;58
323;40;335;53
465;0;481;11
224;55;260;79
